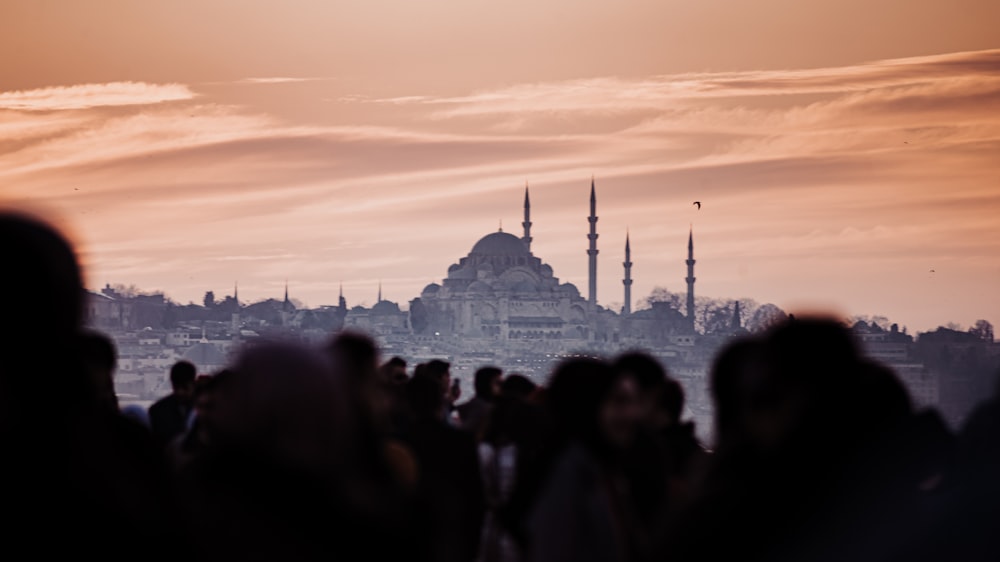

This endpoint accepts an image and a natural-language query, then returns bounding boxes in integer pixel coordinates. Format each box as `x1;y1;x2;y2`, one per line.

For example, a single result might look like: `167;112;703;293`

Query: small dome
470;232;530;257
540;264;553;277
421;283;441;295
371;300;402;315
558;283;581;297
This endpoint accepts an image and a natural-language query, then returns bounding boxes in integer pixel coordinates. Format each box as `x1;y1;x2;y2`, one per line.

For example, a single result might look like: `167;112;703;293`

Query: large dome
470;232;530;257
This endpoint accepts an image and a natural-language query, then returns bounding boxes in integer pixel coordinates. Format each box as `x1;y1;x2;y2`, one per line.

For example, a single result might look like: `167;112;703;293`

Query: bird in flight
929;269;936;273
693;201;701;210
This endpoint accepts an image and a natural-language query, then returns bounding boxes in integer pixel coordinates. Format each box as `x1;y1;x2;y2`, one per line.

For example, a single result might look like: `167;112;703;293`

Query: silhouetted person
501;374;538;401
526;358;644;562
381;355;409;385
175;341;423;562
79;328;120;412
613;352;704;541
402;371;485;562
0;212;180;561
708;336;768;449
149;360;197;449
458;366;503;438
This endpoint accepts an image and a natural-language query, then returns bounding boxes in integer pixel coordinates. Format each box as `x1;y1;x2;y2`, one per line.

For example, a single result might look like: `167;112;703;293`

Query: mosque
405;180;698;343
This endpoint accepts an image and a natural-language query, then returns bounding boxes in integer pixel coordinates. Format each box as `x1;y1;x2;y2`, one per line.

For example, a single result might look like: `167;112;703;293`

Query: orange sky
1;0;998;333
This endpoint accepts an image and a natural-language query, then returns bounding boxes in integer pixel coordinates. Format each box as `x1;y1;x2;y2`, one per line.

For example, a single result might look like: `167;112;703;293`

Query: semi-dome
512;279;539;293
421;283;441;294
467;280;493;294
470;231;530;257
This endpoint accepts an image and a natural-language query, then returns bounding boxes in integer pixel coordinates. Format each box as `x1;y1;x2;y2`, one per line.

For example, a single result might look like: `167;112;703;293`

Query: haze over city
2;0;999;332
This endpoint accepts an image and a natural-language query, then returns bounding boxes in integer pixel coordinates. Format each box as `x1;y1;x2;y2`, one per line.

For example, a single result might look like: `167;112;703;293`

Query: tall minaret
377;281;383;303
338;282;347;310
587;178;599;307
522;183;532;251
685;226;696;329
283;280;291;312
622;231;633;315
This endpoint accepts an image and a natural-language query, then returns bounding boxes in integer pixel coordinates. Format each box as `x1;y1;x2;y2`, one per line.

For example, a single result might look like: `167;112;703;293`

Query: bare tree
969;319;994;343
747;303;788;333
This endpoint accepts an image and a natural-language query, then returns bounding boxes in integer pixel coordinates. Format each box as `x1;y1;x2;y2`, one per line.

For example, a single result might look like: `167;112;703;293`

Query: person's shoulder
148;394;175;413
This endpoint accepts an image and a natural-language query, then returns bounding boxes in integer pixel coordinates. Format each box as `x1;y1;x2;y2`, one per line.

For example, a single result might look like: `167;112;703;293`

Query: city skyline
2;1;999;333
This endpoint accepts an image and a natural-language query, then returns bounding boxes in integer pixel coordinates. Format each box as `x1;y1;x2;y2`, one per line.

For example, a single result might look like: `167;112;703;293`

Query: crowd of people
3;211;999;562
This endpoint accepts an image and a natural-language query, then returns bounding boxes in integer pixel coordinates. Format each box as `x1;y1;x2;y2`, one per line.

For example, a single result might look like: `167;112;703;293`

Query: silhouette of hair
406;370;445;420
709;337;767;442
661;377;685;425
545;357;618;450
385;356;407;370
473;366;502;398
613;351;667;392
169;361;197;389
501;374;537;399
423;359;451;382
327;330;380;385
0;212;87;408
80;329;117;373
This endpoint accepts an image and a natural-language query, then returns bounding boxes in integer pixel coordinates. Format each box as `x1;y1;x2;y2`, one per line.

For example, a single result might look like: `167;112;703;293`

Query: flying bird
693;201;701;210
929;269;936;273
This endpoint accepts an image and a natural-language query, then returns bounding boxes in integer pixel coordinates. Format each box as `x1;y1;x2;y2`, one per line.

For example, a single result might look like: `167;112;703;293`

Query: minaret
234;281;239;306
731;300;742;331
622;231;633;315
522;183;532;251
377;281;383;303
685;226;696;329
587;178;599;307
338;282;347;310
283;280;291;312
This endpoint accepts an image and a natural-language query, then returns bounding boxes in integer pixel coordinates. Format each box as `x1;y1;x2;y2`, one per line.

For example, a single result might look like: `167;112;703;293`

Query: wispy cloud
0;82;195;111
240;77;333;84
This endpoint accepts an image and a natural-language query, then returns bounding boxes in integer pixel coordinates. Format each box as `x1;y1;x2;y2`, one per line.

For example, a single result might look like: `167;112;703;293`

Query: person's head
749;316;863;451
326;331;380;386
381;356;408;385
473;366;503;401
501;374;537;400
79;329;119;412
709;337;768;446
170;360;197;403
546;357;641;454
613;351;670;428
211;342;354;476
406;371;445;421
423;359;452;397
0;212;86;414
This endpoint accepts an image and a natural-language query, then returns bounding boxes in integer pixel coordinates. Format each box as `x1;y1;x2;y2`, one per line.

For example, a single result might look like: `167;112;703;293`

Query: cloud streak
0;82;195;111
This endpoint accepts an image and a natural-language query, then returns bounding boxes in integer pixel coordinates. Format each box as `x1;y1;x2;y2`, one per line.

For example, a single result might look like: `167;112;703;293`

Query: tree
409;298;429;334
203;291;216;309
747;303;788;333
640;287;683;311
111;283;141;298
969;319;994;343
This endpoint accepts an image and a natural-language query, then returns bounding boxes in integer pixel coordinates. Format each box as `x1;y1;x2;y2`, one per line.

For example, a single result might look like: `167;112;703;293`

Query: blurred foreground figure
174;341;424;562
149;360;197;449
660;317;972;562
526;358;644;562
0;212;179;560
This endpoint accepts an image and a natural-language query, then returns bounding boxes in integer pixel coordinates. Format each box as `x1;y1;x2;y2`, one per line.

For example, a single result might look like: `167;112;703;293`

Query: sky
1;0;998;333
